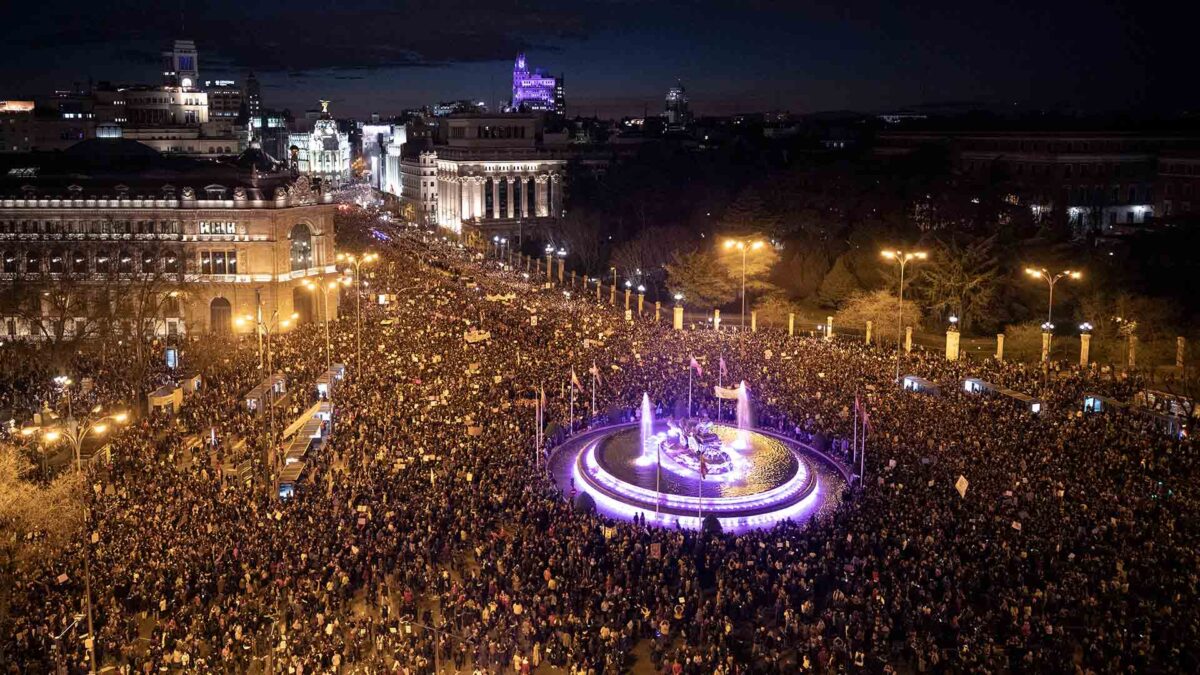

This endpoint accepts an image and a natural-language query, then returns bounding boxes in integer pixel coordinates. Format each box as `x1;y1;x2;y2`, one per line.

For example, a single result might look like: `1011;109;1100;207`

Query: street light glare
880;250;896;259
94;424;107;434
44;430;61;442
751;241;764;250
20;427;35;436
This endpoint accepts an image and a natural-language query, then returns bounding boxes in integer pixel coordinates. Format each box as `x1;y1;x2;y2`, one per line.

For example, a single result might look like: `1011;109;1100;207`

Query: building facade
289;107;351;187
512;54;562;115
399;115;565;246
876;130;1200;232
0;140;338;340
665;83;692;131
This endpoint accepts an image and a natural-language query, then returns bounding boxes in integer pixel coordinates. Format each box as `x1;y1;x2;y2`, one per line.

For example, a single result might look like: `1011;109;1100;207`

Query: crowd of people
2;221;1197;674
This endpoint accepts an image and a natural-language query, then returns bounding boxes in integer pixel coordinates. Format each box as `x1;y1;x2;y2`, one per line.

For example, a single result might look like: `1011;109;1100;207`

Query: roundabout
548;412;848;532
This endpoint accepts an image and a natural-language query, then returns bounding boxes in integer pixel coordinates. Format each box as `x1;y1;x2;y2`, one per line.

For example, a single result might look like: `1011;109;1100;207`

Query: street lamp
303;277;349;371
337;252;379;369
723;237;765;332
1025;267;1081;327
35;406;130;473
881;249;927;381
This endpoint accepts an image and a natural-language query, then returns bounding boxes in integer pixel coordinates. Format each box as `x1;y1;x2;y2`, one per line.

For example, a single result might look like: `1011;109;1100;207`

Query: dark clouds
0;0;1190;117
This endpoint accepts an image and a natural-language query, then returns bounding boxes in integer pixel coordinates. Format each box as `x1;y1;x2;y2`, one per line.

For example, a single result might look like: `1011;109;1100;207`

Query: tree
665;250;737;308
609;226;694;292
917;236;1001;332
816;255;862;308
553;211;607;275
835;290;923;344
752;292;801;329
720;188;781;239
0;444;85;628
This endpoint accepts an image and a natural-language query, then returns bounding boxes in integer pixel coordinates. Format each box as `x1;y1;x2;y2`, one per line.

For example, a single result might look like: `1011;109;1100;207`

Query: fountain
546;382;844;532
636;393;656;465
733;382;753;450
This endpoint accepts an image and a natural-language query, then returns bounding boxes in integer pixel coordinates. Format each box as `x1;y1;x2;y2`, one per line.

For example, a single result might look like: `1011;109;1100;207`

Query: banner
464;329;492;344
713;385;742;400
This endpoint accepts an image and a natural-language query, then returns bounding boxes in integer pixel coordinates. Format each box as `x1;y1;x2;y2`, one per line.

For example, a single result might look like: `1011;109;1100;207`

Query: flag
570;369;583;392
699;454;708;478
689;356;703;376
539;386;546;411
859;402;871;432
719;356;728;378
588;361;601;385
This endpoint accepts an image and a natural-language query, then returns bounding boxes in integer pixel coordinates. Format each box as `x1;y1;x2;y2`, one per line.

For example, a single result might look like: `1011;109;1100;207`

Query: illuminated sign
198;222;237;235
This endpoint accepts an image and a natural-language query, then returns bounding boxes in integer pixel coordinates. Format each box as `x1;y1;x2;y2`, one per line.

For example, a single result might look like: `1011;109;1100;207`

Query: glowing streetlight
1025;267;1081;328
338;252;378;368
724;237;766;331
881;249;928;381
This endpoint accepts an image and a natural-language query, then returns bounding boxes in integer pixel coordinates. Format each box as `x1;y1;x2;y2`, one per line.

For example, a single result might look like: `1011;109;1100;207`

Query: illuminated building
664;83;692;131
288;102;351;187
244;71;263;121
361;123;406;193
204;80;242;120
162;40;199;90
511;54;562;115
0;139;338;338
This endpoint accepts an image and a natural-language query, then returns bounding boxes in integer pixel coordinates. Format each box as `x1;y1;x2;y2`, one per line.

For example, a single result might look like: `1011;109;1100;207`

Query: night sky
0;0;1188;119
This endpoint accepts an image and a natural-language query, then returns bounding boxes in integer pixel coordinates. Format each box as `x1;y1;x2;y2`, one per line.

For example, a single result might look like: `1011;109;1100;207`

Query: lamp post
337;252;379;368
303;277;349;371
556;248;567;284
637;284;646;316
723;237;765;332
1025;267;1081;326
236;311;295;376
27;407;129;474
399;615;476;675
544;245;554;282
881;249;927;382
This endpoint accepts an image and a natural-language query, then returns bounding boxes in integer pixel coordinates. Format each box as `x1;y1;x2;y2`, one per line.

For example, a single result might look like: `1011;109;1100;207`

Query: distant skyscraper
244;71;263;120
162;40;199;89
665;82;691;131
512;54;561;115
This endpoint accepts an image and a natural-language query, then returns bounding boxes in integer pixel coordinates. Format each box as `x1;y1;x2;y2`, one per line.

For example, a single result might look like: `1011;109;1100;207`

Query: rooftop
0;139;324;207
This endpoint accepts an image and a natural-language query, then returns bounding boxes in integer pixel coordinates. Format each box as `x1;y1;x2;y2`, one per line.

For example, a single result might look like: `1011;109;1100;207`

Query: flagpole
570;376;575;435
591;369;596;419
860;425;867;488
655;440;661;515
852;393;859;469
688;366;693;418
717;357;723;423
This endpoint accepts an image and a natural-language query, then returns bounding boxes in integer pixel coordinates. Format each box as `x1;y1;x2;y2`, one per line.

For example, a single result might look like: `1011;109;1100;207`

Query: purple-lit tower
512;54;561;115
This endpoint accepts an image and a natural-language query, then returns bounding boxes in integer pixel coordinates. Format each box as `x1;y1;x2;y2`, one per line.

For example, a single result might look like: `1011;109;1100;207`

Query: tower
162;39;199;89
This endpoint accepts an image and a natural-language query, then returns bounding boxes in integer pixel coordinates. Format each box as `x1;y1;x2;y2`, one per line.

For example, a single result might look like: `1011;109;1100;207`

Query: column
825;315;833;340
473;177;484;219
673;303;684;331
751;311;757;332
459;178;469;222
492;178;501;219
655;301;661;322
996;334;1005;361
520;176;530;218
1080;333;1091;367
904;326;913;353
713;309;721;331
551;175;563;217
865;320;873;345
536;176;549;217
788;313;795;336
946;330;960;361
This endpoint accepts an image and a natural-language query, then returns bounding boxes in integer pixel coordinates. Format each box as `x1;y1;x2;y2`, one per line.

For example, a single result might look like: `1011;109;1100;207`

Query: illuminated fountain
548;384;846;531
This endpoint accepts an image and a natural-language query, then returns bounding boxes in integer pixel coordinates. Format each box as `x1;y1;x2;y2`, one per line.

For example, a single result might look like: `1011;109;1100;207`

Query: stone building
0;139;338;340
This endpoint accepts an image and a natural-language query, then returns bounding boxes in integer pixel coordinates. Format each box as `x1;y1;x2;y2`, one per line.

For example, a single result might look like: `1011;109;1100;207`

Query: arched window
141;250;156;274
72;252;88;274
209;297;232;334
2;251;15;274
289;223;313;271
26;249;40;274
95;251;111;274
118;249;133;274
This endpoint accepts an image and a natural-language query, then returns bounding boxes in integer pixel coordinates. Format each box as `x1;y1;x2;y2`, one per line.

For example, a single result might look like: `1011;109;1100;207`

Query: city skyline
0;0;1189;119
